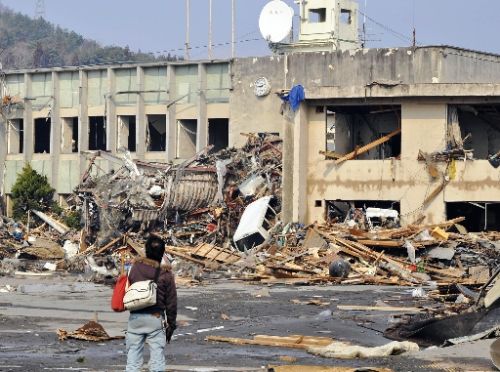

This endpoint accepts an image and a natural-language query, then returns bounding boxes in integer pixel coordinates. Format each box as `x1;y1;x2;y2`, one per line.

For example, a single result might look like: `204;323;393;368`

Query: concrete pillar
106;68;117;153
196;63;208;151
292;104;309;223
166;64;177;161
51;72;61;193
0;112;7;199
136;66;146;159
79;69;89;177
23;73;33;163
401;102;448;224
281;118;294;224
79;70;89;151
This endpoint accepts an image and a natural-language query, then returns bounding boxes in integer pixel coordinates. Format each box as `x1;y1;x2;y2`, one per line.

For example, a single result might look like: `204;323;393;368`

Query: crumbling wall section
230;56;286;148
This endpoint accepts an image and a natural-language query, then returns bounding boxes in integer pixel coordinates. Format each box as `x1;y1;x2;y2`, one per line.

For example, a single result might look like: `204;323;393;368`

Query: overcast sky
2;0;500;58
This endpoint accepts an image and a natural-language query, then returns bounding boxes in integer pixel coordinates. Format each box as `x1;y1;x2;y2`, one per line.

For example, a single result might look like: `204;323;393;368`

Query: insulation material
307;340;419;359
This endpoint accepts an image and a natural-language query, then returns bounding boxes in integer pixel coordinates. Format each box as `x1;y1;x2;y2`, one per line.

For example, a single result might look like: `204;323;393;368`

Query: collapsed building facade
0;46;500;231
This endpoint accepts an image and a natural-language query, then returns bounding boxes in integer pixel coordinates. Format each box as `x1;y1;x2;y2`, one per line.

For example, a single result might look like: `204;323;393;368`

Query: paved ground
0;274;497;371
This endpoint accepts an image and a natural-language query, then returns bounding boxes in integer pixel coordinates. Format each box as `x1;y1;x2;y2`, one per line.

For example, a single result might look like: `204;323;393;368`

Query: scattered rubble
57;320;124;342
0;133;498;354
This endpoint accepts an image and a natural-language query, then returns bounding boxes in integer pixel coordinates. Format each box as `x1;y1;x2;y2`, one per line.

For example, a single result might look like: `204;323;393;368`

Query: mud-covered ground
0;274;497;372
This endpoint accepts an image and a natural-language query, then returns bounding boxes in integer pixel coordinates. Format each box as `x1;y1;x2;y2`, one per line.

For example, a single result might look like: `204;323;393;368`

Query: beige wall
304;102;500;225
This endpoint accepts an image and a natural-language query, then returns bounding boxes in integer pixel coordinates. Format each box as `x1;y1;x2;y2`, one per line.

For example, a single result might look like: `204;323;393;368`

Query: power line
358;9;416;45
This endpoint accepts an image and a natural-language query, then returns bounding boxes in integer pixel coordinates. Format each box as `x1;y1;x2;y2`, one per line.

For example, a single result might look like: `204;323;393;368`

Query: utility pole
35;0;45;19
208;0;213;59
231;0;236;58
185;0;190;60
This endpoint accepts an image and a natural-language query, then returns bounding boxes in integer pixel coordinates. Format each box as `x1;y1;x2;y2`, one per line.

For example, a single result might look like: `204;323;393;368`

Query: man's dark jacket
128;257;177;326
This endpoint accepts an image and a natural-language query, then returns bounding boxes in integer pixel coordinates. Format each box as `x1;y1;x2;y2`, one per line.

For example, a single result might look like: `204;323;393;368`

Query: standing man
126;236;177;372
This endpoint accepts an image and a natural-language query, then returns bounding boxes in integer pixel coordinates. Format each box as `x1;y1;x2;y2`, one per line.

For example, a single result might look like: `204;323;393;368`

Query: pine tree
11;164;55;221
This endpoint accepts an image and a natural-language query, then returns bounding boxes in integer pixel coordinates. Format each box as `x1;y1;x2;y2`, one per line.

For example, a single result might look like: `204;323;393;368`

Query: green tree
11;164;55;221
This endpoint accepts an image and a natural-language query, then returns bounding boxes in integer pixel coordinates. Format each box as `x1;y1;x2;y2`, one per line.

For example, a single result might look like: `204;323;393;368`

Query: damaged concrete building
1;47;500;231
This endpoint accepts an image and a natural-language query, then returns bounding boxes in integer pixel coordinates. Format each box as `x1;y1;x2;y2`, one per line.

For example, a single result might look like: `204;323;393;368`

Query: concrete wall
303;100;500;226
229;56;288;148
0;61;231;205
2;47;500;224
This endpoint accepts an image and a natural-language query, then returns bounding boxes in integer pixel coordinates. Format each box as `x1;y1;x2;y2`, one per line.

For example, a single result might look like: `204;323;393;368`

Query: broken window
340;9;352;24
326;200;400;229
147;115;167;152
450;105;500;159
34;118;51;154
208;118;229;152
309;8;326;23
61;117;78;153
176;119;197;158
117;115;136;152
89;116;106;151
447;202;500;232
325;105;401;160
7;119;23;154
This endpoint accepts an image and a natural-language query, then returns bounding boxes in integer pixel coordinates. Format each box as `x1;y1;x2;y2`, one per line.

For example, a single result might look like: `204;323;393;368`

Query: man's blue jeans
126;313;166;372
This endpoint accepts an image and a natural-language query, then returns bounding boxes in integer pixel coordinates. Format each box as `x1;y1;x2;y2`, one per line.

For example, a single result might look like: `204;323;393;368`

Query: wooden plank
270;366;392;372
422;179;448;207
126;238;145;257
191;243;242;264
166;247;219;270
357;239;404;248
206;335;334;350
335;128;401;165
94;236;123;255
337;305;422;313
319;150;342;159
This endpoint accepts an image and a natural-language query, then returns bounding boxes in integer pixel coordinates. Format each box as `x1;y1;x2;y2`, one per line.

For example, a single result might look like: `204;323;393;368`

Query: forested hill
0;5;178;70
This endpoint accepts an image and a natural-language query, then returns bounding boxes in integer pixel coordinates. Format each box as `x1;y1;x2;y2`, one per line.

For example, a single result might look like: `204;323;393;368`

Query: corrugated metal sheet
162;170;218;211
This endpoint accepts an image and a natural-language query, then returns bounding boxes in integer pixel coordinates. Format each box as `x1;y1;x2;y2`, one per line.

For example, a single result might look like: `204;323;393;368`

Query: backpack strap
154;266;161;283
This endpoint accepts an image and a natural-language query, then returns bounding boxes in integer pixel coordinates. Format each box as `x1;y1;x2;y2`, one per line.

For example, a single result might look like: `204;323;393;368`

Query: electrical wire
358;10;416;45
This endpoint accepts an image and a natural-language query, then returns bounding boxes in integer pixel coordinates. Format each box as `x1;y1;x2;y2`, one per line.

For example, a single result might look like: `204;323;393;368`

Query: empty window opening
34;118;51;154
117;115;136;152
325;105;401;160
7;119;23;154
147;115;167;152
309;8;326;23
447;202;500;232
61;117;78;153
450;105;500;159
315;200;323;208
340;9;352;24
326;200;400;229
177;119;197;158
326;110;336;152
89;116;106;151
208;118;229;153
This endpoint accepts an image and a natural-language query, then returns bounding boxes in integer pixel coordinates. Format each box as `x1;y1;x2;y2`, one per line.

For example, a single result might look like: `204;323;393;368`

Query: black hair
145;236;166;263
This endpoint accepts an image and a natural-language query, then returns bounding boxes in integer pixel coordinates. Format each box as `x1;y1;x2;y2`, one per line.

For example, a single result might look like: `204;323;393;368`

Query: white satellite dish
259;0;294;43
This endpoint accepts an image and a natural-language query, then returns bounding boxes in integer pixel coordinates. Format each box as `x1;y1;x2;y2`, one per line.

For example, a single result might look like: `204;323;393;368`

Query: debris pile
75;133;282;250
0;133;498;294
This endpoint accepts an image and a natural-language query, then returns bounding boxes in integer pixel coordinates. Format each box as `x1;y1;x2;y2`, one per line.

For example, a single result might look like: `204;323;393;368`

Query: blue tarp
281;84;305;111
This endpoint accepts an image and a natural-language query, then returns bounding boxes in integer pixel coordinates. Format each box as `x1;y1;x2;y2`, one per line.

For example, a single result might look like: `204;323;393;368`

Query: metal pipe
231;0;236;58
208;0;213;59
185;0;190;60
